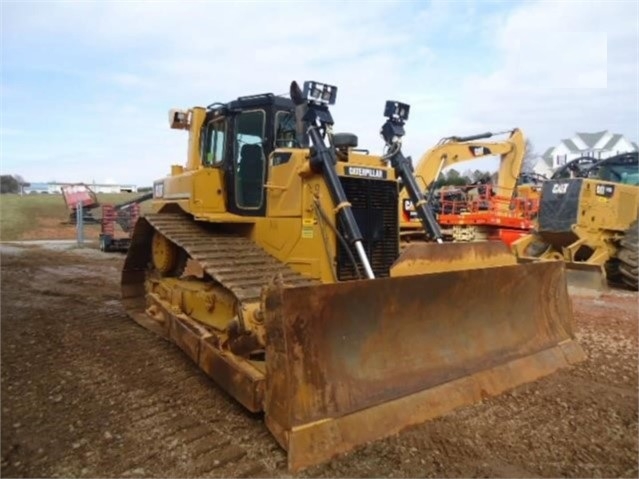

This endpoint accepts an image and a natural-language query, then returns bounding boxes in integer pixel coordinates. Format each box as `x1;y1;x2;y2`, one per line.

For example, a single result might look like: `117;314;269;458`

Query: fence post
76;202;84;246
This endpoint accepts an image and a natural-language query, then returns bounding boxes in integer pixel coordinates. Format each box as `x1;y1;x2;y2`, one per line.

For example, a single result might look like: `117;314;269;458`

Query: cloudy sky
1;0;637;186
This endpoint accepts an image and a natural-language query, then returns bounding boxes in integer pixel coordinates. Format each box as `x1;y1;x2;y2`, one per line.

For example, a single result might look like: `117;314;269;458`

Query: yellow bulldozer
121;80;585;471
512;151;639;291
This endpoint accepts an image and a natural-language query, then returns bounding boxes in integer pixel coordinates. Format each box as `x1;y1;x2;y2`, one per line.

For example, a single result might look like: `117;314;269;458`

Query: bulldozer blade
263;261;585;472
564;262;609;293
390;240;517;277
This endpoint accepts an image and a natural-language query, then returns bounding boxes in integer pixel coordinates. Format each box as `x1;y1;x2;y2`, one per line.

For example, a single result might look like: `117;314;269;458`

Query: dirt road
1;245;637;478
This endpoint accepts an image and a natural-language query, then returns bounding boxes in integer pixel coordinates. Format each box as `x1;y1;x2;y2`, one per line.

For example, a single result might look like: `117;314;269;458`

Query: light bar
384;100;410;121
303;81;337;105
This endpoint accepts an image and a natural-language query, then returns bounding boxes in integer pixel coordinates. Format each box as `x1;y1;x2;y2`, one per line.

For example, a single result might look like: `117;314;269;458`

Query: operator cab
590;152;639;186
198;94;298;216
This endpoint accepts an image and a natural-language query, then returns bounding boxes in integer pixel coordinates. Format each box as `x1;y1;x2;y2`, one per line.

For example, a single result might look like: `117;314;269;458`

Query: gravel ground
1;245;637;478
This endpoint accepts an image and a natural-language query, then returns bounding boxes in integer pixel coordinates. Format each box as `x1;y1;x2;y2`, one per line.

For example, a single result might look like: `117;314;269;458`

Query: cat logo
469;146;491;157
345;166;387;179
551;183;569;194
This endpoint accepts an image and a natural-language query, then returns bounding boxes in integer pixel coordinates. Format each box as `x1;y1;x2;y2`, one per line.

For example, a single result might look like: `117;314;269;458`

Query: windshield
597;163;639;185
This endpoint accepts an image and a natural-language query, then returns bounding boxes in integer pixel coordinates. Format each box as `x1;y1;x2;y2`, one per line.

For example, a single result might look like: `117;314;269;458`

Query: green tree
0;175;20;194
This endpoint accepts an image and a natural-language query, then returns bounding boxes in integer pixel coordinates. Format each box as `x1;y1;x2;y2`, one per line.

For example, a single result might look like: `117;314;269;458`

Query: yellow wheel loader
121;80;585;471
512;152;639;291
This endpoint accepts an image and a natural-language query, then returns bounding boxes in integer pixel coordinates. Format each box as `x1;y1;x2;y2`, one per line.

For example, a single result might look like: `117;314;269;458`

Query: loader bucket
263;259;585;472
564;262;608;293
515;256;609;293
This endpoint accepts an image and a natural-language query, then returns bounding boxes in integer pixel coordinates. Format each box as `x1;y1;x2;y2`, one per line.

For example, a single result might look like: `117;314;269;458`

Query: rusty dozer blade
263;259;585;472
391;240;517;276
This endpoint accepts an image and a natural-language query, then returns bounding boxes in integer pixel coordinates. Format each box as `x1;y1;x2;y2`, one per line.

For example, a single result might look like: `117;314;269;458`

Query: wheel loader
121;80;585;471
512;152;639;291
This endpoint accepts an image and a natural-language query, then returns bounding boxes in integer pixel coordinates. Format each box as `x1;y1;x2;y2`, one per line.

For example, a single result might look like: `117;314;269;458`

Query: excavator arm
413;128;525;198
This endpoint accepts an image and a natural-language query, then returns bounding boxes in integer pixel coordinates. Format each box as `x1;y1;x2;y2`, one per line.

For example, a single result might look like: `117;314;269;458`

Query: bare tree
522;139;537;173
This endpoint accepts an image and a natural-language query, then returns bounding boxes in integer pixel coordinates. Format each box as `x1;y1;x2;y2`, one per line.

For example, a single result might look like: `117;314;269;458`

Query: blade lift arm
381;101;443;243
293;81;376;279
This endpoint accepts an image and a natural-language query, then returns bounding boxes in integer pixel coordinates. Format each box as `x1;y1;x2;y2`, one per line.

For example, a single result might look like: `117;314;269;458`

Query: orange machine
400;129;542;245
436;181;540;246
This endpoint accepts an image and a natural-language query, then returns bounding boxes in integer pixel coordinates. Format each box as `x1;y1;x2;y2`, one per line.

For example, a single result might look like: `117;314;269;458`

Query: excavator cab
122;80;585;472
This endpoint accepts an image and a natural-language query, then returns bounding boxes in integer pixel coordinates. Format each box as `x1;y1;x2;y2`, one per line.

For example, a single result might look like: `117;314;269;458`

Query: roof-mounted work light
303;81;337;105
384;100;410;121
381;100;411;144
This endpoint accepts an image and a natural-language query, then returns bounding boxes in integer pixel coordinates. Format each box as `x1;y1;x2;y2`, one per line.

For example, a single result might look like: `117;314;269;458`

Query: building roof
540;147;554;166
576;130;608;148
633;142;639;152
561;138;580;153
602;133;622;151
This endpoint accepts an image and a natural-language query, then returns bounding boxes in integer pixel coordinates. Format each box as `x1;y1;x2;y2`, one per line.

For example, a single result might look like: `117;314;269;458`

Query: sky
1;0;638;186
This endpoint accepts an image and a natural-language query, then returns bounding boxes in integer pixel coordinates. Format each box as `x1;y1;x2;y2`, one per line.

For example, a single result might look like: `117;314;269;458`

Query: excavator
121;80;585;471
512;151;639;291
399;129;540;245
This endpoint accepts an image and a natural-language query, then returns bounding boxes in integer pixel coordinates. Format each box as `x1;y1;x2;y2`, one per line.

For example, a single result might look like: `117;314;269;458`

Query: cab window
201;120;226;166
274;111;297;148
234;110;265;208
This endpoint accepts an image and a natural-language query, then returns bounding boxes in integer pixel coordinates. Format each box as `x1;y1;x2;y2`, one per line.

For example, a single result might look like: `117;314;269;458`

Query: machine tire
617;220;638;291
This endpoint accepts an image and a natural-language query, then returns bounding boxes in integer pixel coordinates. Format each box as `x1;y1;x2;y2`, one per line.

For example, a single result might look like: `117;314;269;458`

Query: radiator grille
336;177;399;281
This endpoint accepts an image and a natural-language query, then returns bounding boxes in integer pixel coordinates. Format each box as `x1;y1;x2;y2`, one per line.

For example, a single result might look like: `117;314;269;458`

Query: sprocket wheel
151;231;179;275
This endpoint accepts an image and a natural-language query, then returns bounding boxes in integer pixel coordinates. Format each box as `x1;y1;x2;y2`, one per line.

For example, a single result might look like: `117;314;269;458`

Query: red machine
435;183;540;246
99;192;152;252
60;183;101;224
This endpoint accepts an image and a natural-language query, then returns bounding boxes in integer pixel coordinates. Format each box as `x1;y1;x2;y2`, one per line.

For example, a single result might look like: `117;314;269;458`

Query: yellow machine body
512;167;639;291
121;90;584;471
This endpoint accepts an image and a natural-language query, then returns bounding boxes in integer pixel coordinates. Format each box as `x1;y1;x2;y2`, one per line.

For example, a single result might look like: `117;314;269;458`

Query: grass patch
0;193;150;241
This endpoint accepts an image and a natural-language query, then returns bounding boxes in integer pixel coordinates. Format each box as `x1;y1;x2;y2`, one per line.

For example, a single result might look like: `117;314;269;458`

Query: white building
531;130;638;177
23;182;138;194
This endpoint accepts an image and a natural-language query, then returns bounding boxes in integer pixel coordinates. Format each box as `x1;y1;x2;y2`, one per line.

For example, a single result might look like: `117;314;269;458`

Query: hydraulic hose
386;145;443;243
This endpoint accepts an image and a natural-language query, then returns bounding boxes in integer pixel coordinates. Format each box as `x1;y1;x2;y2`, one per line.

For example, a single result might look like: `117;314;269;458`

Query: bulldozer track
132;212;319;304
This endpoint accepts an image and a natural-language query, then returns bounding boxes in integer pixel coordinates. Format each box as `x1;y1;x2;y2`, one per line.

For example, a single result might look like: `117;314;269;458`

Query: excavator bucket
263;250;585;471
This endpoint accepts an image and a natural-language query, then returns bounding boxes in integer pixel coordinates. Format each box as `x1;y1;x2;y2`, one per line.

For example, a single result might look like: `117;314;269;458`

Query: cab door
226;109;268;217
